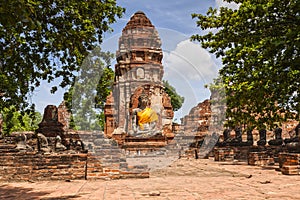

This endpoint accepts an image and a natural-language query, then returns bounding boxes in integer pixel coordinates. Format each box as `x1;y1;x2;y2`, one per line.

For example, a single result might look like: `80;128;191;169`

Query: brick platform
214;147;235;161
279;153;300;175
248;151;275;166
0;131;150;181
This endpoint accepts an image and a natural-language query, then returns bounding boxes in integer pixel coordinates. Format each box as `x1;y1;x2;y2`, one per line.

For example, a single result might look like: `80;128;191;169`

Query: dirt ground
1;158;300;200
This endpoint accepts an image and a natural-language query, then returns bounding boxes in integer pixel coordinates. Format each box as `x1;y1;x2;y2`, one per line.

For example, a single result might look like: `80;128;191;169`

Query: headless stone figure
37;133;51;153
75;140;85;151
284;123;300;144
245;129;254;146
285;123;300;153
131;93;158;137
230;127;242;146
257;129;267;146
15;133;32;151
55;135;66;151
15;134;27;150
217;129;231;147
268;127;283;146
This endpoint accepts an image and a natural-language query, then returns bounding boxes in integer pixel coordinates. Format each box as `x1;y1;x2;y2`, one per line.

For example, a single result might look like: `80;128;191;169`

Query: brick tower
104;11;173;140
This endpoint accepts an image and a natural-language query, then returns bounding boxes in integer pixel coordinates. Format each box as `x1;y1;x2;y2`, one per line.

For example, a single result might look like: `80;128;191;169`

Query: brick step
0;144;17;149
122;141;166;149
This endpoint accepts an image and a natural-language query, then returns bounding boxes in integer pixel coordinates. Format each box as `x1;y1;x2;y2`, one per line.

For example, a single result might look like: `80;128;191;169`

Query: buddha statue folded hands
131;92;160;137
137;107;158;130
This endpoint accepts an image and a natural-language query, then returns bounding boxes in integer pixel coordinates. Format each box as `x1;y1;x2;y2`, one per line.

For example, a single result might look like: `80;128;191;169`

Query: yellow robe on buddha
137;107;158;130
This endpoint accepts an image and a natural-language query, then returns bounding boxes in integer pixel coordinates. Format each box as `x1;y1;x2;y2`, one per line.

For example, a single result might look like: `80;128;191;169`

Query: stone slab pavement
1;158;300;200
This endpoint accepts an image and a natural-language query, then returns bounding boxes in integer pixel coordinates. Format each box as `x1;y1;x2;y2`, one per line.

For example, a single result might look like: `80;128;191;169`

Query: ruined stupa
104;11;174;141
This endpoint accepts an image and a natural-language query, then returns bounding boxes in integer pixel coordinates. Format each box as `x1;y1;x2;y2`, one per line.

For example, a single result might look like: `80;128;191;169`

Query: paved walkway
1;158;300;200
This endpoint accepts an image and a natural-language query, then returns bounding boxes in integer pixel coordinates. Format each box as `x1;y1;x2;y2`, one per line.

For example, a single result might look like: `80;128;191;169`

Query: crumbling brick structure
104;11;173;141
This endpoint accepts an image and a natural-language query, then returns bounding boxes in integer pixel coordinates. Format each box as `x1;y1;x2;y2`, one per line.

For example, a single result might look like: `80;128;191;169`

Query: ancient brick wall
182;99;211;136
0;151;87;181
0;131;149;181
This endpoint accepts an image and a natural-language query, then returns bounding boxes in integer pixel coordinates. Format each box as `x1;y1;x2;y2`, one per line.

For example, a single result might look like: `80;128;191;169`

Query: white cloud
163;40;218;82
162;39;219;119
215;0;240;10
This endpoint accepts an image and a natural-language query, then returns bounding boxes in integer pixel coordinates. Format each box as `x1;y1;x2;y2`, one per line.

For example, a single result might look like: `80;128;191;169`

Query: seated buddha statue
131;93;159;137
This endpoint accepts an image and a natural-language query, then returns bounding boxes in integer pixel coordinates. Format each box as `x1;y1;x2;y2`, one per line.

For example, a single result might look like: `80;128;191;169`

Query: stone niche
104;11;174;144
128;84;173;135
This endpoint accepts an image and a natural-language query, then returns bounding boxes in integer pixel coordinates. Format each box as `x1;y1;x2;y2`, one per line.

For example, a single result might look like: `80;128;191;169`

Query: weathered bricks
279;153;300;175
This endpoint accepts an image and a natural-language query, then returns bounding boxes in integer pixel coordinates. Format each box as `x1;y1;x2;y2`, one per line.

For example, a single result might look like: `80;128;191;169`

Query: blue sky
32;0;237;121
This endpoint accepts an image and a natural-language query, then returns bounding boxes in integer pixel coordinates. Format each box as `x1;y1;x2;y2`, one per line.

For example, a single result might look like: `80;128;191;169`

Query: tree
95;66;114;129
192;0;300;129
0;0;124;112
63;48;114;130
1;106;42;135
163;80;184;112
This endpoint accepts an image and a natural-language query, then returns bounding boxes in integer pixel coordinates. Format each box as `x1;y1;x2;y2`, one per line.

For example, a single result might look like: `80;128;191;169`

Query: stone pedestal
279;153;300;175
248;152;275;166
214;147;235;161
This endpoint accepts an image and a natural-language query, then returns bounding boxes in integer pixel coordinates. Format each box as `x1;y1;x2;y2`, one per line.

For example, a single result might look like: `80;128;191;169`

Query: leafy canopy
1;106;42;135
0;0;124;111
192;0;300;129
63;48;114;130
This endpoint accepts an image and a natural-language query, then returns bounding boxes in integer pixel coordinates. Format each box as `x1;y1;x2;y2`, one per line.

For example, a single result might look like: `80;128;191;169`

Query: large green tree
0;0;124;112
63;48;114;130
192;0;300;129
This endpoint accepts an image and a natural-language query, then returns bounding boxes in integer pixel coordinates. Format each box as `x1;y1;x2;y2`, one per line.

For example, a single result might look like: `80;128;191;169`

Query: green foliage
95;66;114;129
0;0;124;112
63;48;114;130
1;106;42;135
163;80;184;112
192;0;300;129
95;67;115;111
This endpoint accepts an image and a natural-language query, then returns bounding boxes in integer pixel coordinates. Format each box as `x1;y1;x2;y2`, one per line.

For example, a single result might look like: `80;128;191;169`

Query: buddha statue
217;128;231;147
284;123;299;144
285;123;300;153
131;93;159;137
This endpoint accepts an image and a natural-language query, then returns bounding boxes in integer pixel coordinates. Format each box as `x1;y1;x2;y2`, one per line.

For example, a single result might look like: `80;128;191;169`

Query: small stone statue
55;135;67;151
75;140;85;150
285;123;300;153
66;138;75;150
217;129;231;147
131;93;159;137
15;133;32;150
37;133;51;153
229;126;242;146
245;129;254;146
284;123;300;144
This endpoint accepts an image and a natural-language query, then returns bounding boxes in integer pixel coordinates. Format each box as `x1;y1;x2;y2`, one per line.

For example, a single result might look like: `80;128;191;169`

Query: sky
32;0;238;121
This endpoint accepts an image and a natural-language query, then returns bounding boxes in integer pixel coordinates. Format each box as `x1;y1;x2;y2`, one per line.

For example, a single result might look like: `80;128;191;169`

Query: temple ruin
0;11;299;182
104;11;174;144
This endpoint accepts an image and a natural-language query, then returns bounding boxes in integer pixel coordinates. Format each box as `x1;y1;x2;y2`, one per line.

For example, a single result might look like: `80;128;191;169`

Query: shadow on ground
0;185;81;200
